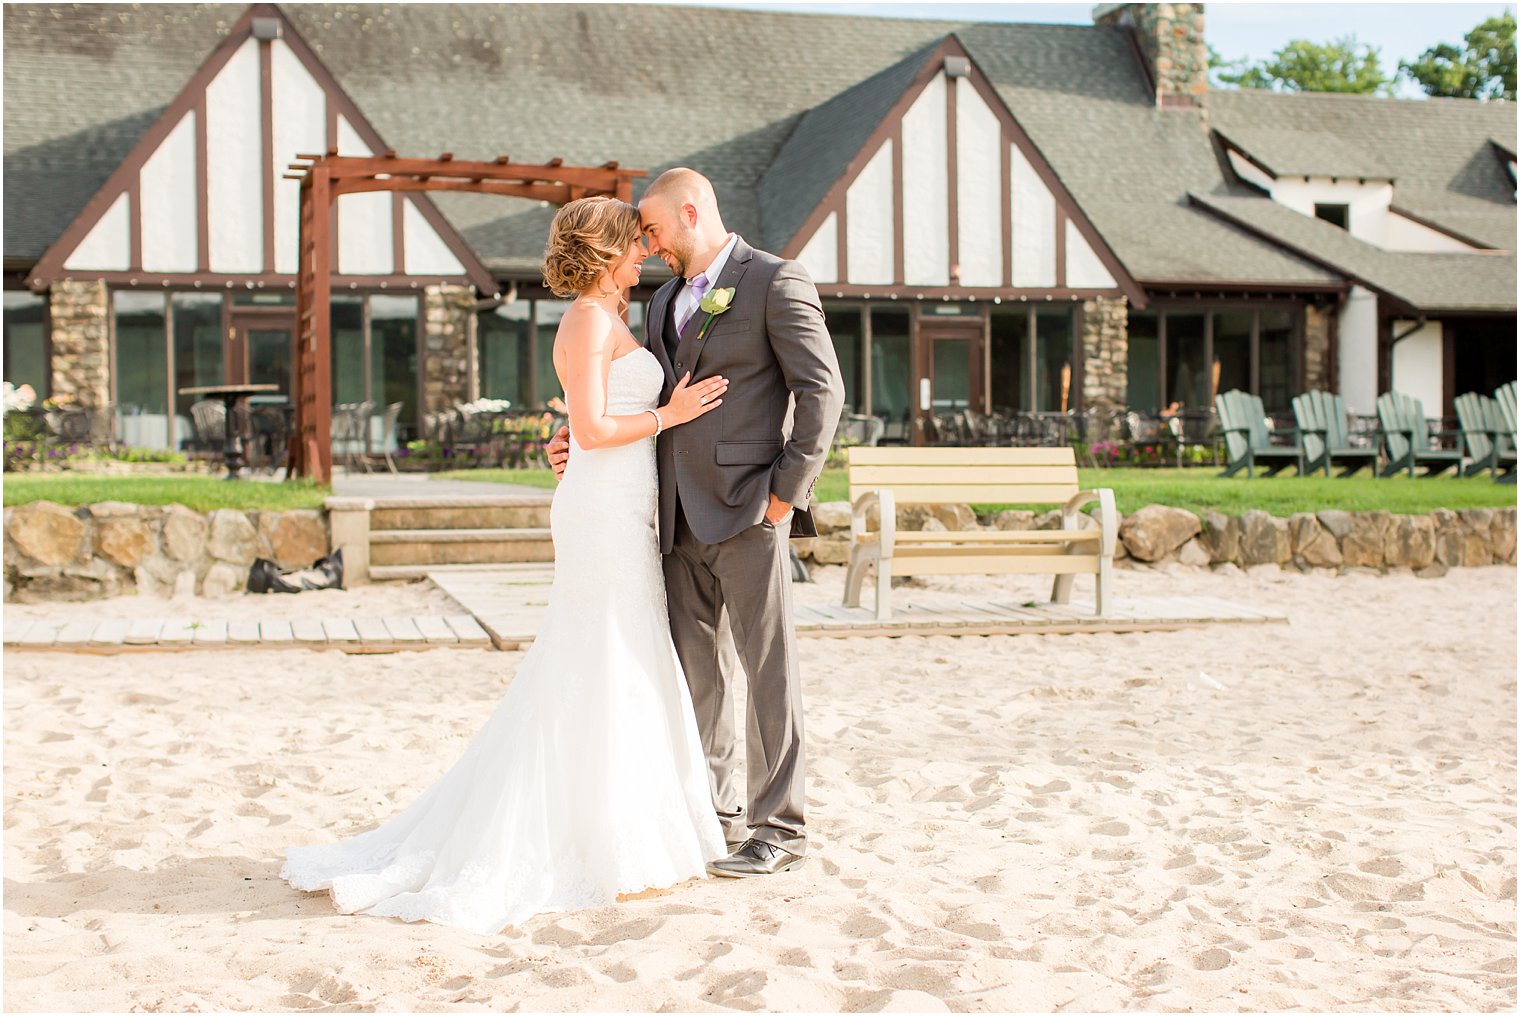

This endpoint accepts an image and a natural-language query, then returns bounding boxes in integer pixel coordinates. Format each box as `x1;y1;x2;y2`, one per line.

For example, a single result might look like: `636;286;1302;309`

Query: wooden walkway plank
321;618;360;643
193;620;228;645
413;616;457;644
20;621;60;646
228;620;262;644
54;620;99;647
3;621;35;646
259;620;293;644
124;619;165;646
382;617;426;643
291;619;328;644
158;620;198;645
443;614;492;646
353;618;393;643
90;619;130;647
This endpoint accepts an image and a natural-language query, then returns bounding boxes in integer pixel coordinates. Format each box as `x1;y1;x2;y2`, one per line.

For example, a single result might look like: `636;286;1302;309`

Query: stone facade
1303;303;1333;393
423;284;475;418
48;280;111;409
1095;3;1208;105
1080;296;1127;427
798;502;1517;573
4;502;329;601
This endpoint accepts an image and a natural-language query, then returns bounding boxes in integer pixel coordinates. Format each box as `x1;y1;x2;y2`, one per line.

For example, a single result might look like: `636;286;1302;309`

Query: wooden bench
841;447;1117;620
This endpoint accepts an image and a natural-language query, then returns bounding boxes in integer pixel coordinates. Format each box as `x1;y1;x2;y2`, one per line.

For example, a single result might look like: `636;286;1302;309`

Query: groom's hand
546;426;571;481
764;493;792;526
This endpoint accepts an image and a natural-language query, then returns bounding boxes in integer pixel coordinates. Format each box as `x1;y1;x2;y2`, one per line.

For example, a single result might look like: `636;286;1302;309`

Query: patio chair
1166;408;1219;468
367;401;403;474
1454;391;1516;481
1375;391;1464;478
189;399;226;456
1215;389;1304;478
1292;390;1379;478
1123;411;1180;464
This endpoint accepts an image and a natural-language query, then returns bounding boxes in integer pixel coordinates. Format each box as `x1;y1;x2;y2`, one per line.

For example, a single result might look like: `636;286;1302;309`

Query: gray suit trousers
664;504;805;855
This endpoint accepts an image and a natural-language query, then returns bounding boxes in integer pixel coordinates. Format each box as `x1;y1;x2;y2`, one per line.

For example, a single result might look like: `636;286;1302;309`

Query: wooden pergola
283;151;645;483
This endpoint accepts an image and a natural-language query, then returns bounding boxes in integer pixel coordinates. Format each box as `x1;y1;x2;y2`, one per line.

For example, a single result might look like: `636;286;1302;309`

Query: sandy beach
4;563;1515;1012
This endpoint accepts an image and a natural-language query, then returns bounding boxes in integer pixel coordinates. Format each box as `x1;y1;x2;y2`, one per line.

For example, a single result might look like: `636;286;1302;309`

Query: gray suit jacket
647;237;845;554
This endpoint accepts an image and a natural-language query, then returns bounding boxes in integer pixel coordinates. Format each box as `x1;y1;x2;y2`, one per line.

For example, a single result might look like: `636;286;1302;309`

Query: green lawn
437;466;1516;518
3;474;330;512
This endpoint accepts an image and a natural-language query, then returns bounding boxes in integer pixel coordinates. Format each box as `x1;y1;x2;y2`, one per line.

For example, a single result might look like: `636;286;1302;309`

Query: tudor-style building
4;3;1515;451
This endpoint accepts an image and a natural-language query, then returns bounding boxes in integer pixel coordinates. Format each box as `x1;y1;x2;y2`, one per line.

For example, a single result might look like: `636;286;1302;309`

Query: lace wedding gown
281;347;726;934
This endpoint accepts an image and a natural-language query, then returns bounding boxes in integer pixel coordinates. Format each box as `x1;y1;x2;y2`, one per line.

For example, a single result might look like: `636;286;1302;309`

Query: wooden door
915;317;984;444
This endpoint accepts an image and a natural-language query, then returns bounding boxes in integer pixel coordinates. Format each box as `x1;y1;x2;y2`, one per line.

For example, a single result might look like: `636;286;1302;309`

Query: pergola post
284;154;643;484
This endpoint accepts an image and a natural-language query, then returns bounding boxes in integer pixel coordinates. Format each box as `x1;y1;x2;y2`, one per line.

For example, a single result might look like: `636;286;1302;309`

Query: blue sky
678;2;1515;98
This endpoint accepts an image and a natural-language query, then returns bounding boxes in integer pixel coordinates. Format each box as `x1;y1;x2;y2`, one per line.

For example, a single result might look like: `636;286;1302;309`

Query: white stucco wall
797;211;837;285
955;80;1002;287
140;110;199;273
1226;149;1274;192
1338;284;1381;415
1390;318;1444;414
403;200;465;276
1010;143;1055;288
1384;212;1478;253
1065;219;1115;288
65;192;131;271
846;141;894;285
1270;177;1394;246
270;39;326;275
901;74;949;286
335;116;393;276
206;37;263;273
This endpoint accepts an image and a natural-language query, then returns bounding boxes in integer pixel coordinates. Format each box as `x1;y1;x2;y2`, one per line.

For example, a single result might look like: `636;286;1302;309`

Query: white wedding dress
281;347;726;934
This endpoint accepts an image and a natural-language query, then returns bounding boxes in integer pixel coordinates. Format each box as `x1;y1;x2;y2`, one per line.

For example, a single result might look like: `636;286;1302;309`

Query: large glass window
371;295;419;433
1213;311;1253;403
869;309;911;429
988;308;1025;412
113;292;170;449
3;291;49;400
172;293;224;429
1258;310;1295;413
1165;312;1208;411
330;296;365;406
535;301;571;405
1035;308;1074;412
1126;311;1160;413
479;303;531;405
824;304;863;412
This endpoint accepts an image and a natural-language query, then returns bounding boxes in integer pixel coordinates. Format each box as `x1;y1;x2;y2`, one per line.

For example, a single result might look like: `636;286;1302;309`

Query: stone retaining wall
801;502;1517;576
4;502;329;602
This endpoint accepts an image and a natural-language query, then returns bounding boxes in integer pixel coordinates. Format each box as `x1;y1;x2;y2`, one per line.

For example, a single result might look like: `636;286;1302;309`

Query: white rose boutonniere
696;287;736;341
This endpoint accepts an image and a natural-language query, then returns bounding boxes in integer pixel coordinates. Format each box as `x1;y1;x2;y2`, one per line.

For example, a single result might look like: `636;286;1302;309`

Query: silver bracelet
646;408;663;435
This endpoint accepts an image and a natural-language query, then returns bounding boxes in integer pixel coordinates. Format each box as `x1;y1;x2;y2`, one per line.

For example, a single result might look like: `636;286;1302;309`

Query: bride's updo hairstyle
541;196;642;298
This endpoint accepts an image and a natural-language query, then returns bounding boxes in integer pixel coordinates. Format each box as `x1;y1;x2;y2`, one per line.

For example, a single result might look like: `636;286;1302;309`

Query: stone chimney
1093;3;1208;108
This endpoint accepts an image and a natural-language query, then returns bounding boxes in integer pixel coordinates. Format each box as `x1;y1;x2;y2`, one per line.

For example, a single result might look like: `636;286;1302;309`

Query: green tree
1400;12;1516;101
1216;36;1393;95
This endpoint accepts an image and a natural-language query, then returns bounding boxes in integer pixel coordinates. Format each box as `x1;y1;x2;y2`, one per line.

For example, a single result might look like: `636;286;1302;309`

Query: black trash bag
247;547;345;594
788;544;812;583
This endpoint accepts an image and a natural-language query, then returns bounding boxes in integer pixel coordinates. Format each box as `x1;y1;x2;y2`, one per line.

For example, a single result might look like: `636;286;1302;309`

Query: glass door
915;318;984;445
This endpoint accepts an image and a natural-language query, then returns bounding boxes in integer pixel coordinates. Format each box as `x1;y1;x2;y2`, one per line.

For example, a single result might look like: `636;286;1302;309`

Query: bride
281;196;731;934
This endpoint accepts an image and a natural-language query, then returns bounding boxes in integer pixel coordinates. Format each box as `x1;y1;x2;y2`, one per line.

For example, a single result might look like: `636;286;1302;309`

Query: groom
548;168;843;876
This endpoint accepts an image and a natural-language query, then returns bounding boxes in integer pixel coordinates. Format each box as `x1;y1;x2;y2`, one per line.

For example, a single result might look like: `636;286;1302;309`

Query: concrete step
369;495;554;532
369;528;555;567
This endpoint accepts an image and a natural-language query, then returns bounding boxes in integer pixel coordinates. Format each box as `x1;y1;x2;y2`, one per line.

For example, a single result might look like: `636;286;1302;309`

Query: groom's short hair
642;168;716;213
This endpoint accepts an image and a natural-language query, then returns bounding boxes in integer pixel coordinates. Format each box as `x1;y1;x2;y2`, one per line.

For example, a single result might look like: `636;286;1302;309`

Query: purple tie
678;273;710;335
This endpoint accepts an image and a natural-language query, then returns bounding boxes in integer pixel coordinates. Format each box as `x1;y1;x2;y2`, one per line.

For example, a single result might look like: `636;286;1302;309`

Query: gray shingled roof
1214;125;1396;180
1207;88;1517;251
756;41;938;256
1190;191;1517;313
4;3;1514;301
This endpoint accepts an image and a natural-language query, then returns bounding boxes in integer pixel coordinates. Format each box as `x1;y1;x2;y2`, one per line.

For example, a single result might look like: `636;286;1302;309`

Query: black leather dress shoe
706;838;804;878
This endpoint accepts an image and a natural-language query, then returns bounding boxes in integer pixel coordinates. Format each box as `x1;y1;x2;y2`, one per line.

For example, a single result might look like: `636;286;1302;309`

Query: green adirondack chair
1455;391;1517;481
1375;391;1464;478
1215;389;1303;478
1292;390;1379;478
1497;382;1518;485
